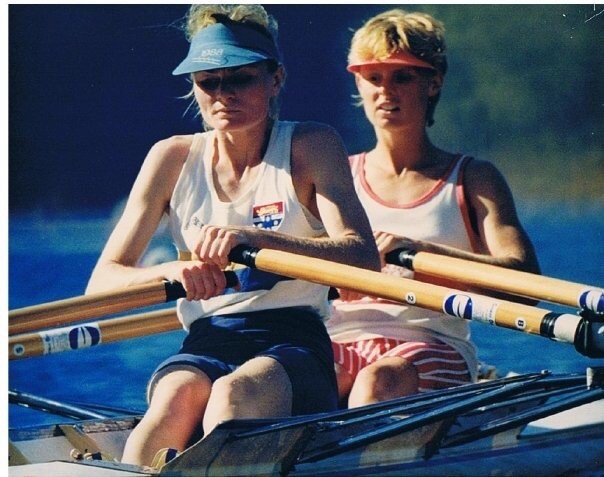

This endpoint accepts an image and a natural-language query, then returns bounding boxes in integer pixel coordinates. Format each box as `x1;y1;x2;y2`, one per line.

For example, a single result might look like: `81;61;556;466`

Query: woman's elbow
357;239;381;271
85;272;105;295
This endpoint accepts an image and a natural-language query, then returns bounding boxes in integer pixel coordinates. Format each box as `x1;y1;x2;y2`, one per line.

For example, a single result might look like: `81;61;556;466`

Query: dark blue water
8;203;604;428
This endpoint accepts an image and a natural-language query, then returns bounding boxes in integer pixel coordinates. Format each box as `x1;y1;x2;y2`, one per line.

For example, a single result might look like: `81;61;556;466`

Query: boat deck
9;371;604;476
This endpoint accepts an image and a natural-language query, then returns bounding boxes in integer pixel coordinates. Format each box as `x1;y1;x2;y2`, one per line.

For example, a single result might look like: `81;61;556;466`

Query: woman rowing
326;9;540;408
86;4;379;466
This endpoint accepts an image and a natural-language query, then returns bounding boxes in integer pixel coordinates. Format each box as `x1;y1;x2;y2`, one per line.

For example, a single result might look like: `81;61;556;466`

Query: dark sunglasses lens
199;74;256;91
225;74;255;88
199;78;221;91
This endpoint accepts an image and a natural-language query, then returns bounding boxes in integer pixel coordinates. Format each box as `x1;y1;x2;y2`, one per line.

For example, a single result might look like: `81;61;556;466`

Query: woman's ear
272;65;286;93
428;72;444;97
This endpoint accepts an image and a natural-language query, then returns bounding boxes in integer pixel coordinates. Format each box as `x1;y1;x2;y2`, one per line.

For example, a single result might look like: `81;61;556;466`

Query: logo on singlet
252;201;284;230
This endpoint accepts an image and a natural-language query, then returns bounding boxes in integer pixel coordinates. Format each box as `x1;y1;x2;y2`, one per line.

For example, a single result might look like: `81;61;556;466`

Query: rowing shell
9;369;604;476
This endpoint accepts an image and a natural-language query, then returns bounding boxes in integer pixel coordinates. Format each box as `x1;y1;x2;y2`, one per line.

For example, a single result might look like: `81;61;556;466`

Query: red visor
347;50;435;73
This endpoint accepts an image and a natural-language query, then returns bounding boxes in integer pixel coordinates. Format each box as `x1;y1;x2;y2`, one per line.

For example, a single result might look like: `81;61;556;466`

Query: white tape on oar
552;314;582;343
442;293;498;325
40;323;103;355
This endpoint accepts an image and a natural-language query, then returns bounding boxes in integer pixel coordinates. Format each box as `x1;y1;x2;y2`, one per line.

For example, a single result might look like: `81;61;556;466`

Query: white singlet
169;121;331;330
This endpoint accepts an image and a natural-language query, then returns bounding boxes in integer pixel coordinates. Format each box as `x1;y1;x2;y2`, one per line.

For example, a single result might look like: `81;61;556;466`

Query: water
8;204;604;428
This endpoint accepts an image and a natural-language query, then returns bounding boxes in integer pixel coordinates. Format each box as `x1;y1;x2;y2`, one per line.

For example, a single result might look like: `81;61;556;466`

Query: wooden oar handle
9;271;239;336
385;247;604;313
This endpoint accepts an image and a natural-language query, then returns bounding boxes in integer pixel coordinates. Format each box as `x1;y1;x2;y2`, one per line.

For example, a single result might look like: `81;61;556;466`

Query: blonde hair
179;4;283;126
183;4;278;42
348;9;447;76
349;9;447;126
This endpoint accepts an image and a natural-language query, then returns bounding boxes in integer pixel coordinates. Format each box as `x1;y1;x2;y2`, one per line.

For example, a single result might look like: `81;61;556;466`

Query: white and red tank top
327;153;479;379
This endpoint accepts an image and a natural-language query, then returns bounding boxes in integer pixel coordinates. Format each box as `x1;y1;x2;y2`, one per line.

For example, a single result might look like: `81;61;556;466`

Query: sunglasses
196;73;259;92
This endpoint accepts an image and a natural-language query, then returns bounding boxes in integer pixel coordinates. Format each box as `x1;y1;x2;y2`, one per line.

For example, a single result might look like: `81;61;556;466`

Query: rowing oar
385;248;604;313
228;246;604;358
9;308;179;360
10;246;604;359
9;272;238;336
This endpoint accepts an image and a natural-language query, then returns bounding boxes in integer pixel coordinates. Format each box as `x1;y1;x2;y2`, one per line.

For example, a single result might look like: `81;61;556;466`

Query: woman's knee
150;370;212;417
209;372;262;407
207;358;292;419
355;359;419;398
203;372;271;433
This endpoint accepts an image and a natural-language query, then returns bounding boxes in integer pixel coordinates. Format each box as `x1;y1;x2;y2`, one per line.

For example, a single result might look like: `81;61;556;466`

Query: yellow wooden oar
9;273;237;336
230;246;604;358
8;282;181;336
9;308;180;360
385;248;604;313
9;246;603;359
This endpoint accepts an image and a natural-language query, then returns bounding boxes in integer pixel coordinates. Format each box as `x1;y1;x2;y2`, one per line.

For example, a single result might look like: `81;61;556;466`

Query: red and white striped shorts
332;338;471;392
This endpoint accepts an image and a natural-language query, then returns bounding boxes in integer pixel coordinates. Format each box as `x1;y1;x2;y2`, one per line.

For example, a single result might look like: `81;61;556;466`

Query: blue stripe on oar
443;294;474;320
40;323;103;355
578;289;604;313
442;293;497;325
69;326;101;349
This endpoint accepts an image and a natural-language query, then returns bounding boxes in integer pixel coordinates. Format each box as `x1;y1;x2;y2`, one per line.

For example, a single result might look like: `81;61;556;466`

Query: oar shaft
9;273;237;336
9;282;178;336
10;247;602;359
387;249;604;313
230;247;588;350
9;308;180;360
9;390;108;419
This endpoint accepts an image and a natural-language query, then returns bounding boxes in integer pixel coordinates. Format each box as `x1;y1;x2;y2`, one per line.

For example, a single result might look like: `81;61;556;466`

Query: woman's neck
210;119;274;201
371;129;440;174
214;119;273;177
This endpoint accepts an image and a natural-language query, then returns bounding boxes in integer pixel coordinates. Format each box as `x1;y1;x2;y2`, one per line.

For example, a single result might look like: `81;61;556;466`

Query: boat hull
9;374;604;476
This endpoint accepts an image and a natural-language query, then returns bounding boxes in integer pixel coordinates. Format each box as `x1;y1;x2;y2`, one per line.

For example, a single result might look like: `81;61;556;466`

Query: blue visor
173;22;281;75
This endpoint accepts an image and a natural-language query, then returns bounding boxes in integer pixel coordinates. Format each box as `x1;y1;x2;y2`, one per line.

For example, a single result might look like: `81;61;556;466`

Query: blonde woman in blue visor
86;4;378;466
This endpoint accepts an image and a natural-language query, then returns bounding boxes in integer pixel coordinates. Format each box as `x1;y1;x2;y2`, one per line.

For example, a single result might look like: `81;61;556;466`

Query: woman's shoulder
290;121;345;152
460;155;514;196
146;134;197;168
462;156;506;181
289;121;348;173
153;134;196;156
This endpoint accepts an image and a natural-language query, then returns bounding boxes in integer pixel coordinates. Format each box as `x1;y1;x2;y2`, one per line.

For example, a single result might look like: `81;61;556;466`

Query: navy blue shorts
149;307;338;416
